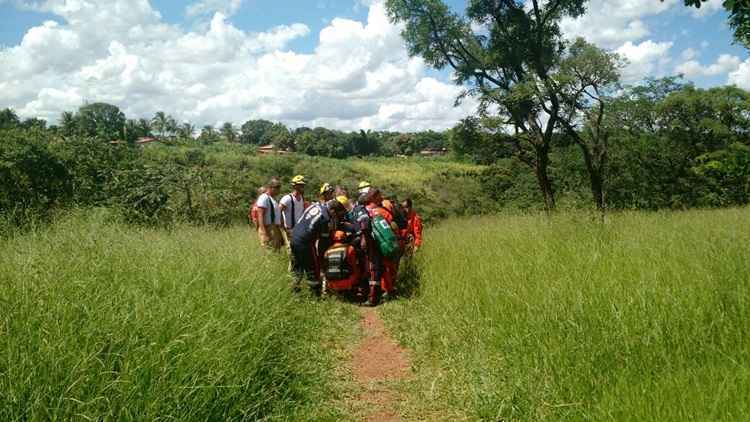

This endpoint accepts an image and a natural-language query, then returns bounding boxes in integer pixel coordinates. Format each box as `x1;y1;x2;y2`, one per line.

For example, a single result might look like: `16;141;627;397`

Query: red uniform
367;203;398;294
323;242;362;291
401;210;423;250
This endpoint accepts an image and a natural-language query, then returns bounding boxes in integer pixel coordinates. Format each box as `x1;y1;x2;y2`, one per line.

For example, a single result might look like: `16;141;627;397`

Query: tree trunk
534;144;556;212
578;143;604;212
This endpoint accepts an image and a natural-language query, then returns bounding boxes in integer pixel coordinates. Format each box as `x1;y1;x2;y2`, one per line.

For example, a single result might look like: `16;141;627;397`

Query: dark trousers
291;242;320;290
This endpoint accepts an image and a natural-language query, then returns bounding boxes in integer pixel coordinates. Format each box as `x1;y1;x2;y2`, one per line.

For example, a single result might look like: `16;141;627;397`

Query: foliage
0;128;71;224
383;208;750;420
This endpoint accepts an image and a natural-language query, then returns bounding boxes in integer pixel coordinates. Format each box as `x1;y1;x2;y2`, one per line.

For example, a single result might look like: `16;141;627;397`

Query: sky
0;0;748;132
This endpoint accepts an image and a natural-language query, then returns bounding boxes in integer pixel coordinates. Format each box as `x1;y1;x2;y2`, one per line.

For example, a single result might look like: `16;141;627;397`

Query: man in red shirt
400;198;423;254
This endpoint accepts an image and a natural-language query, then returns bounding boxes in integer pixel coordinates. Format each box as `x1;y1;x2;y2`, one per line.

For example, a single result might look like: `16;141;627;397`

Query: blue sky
1;0;748;130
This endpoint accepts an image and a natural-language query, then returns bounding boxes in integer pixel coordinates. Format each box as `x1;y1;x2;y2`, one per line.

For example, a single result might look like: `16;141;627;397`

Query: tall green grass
383;208;750;420
0;209;357;421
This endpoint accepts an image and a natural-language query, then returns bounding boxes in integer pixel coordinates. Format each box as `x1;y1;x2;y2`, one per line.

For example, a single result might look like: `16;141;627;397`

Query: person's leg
305;244;321;296
258;225;271;249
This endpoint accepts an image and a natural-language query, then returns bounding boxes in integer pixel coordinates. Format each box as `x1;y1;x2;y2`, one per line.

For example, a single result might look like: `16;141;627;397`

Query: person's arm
279;195;290;229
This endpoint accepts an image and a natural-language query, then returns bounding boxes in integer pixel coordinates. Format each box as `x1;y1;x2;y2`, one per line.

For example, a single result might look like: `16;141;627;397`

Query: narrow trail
349;307;411;421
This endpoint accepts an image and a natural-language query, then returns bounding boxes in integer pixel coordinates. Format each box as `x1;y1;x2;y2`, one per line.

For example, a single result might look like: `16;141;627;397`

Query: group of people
249;176;423;306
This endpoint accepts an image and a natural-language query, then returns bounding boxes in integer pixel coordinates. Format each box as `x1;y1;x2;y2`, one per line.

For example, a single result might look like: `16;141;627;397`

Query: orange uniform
401;211;423;249
323;242;362;291
367;203;398;294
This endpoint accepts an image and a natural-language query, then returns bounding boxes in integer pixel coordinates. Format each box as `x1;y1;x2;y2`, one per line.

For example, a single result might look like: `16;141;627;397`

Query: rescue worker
290;198;347;295
376;194;403;301
279;175;307;246
401;198;423;254
256;178;283;251
357;181;371;197
322;230;362;292
317;182;337;258
363;188;394;305
319;182;335;203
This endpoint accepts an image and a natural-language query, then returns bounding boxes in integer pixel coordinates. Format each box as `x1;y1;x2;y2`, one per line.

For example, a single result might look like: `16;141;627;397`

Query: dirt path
350;307;411;421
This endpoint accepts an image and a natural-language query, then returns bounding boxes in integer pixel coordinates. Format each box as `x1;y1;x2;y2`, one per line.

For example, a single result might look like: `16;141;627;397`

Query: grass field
3;207;748;421
0;209;358;421
382;208;750;421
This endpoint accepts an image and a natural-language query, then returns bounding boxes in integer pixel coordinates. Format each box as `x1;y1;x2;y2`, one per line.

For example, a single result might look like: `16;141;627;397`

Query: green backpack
370;214;400;258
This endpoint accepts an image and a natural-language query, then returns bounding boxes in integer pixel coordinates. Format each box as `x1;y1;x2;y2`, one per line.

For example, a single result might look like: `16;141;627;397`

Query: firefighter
290;198;347;295
279;175;307;246
363;188;401;305
317;183;337;258
322;230;362;293
400;197;423;254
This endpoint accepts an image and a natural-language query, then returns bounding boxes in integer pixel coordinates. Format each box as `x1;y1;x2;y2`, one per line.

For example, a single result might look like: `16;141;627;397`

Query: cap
291;175;306;185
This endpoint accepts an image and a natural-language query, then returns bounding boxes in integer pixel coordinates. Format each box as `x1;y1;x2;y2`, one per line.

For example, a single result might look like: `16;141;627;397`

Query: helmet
291;175;306;185
333;230;347;242
358;181;371;190
336;195;351;210
320;183;334;195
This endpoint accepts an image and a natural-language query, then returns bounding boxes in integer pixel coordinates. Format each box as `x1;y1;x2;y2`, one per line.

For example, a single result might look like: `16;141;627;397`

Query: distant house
419;147;448;157
258;144;290;155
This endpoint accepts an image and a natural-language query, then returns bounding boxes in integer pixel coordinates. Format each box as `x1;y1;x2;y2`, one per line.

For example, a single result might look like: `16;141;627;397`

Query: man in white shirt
279;175;307;246
256;178;283;251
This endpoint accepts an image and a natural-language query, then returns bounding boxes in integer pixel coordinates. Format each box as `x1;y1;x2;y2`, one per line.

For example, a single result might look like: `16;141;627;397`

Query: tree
220;122;238;143
151;111;177;138
75;102;126;141
60;111;77;136
670;0;749;48
198;125;219;143
386;0;588;211
239;119;275;144
556;38;624;212
0;108;21;130
178;122;196;139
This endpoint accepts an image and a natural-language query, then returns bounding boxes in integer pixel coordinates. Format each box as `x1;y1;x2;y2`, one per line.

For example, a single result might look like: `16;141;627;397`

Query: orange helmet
333;230;347;243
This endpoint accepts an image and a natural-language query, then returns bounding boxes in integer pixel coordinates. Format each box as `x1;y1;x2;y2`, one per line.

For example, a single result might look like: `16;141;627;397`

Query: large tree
75;102;126;141
556;38;624;211
386;0;588;211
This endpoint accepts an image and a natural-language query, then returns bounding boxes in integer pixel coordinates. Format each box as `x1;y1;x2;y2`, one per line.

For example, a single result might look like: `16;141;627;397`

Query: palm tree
179;122;196;139
151;111;168;138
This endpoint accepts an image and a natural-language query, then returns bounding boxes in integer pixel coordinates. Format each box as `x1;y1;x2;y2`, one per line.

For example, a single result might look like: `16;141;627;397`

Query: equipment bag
371;214;400;258
324;245;352;280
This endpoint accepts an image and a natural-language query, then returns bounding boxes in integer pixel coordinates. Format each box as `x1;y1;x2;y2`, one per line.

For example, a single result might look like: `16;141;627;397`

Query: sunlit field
382;208;750;421
0;210;357;421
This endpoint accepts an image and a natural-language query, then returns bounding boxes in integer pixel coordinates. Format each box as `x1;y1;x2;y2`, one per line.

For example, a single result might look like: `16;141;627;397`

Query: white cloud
689;0;724;18
1;0;477;131
680;47;697;61
186;0;243;18
728;59;750;90
560;0;678;48
615;40;674;82
675;54;741;78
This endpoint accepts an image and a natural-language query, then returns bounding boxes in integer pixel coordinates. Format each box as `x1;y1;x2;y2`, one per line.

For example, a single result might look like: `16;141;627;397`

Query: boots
364;285;378;307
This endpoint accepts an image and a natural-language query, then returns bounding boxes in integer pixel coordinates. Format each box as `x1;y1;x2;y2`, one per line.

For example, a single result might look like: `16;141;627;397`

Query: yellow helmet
336;195;351;210
291;175;305;185
320;182;334;195
358;181;371;190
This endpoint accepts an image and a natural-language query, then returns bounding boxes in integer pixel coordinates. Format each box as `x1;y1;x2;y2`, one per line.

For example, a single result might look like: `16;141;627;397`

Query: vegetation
0;210;358;420
382;208;750;420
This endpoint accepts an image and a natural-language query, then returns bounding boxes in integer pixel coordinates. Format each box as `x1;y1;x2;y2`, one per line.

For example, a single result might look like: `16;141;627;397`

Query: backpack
370;213;401;258
323;245;352;280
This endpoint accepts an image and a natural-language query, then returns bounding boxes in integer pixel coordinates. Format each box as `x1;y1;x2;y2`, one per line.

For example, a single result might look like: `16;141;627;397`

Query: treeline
1;78;749;231
451;78;750;211
0;105;449;157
